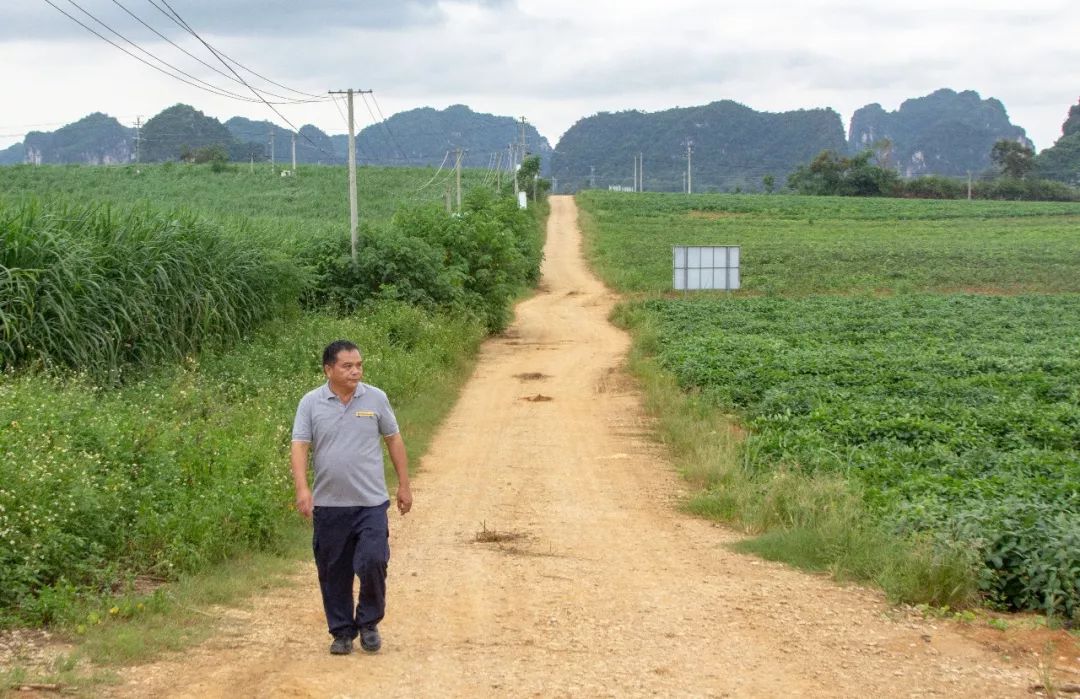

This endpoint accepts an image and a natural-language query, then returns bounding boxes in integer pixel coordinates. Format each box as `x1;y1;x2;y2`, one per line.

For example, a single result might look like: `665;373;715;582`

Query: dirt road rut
117;195;1035;697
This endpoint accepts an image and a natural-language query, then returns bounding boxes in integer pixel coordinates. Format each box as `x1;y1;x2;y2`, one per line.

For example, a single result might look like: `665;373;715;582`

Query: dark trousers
312;502;390;639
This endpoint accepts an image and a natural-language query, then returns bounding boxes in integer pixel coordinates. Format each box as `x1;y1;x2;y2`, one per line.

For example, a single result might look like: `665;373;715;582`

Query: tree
870;138;893;170
1063;100;1080;139
516;154;550;200
762;174;775;194
990;139;1035;179
788;149;899;196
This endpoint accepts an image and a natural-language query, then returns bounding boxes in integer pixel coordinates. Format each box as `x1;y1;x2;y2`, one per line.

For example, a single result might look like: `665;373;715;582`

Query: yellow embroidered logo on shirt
354;410;375;418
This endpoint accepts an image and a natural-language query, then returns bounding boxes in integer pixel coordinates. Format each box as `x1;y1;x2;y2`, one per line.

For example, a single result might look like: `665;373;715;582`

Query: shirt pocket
349;409;381;437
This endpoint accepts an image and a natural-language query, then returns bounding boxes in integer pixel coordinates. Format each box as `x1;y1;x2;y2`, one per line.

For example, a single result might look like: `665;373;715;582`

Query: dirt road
116;196;1037;697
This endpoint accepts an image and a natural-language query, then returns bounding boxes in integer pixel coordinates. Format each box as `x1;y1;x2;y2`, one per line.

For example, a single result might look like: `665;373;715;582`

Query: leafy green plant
0;199;301;380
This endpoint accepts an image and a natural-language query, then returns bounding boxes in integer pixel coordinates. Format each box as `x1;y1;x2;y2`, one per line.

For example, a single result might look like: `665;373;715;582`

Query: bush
974;177;1080;202
296;225;460;313
900;176;965;199
294;189;543;332
393;189;543;331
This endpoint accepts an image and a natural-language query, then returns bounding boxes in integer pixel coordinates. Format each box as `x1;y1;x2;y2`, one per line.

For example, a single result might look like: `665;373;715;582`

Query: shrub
296;225;460;313
900;176;965;199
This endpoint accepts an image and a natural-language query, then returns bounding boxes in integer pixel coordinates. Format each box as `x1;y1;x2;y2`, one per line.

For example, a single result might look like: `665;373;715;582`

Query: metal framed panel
673;245;741;291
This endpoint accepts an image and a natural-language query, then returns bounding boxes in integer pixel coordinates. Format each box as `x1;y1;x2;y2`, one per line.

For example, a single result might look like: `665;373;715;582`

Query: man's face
324;349;363;391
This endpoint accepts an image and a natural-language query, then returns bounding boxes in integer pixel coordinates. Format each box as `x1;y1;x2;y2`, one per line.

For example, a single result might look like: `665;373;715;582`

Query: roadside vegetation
578;190;1080;621
0;163;545;636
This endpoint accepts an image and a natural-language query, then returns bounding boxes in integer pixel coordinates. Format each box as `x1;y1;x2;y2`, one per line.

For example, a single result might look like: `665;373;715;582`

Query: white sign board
673;245;740;291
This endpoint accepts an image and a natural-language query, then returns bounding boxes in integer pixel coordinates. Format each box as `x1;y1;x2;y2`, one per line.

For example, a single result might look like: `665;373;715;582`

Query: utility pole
133;117;141;163
967;171;973;200
329;88;373;264
291;132;297;175
633;155;638;192
512;142;520;197
455;147;464;212
685;141;694;194
589;166;596;189
268;126;275;171
552;175;558;194
638;152;644;192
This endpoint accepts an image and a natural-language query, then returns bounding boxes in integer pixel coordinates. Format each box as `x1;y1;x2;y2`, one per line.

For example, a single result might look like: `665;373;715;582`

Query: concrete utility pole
329;88;373;264
589;165;596;189
552;175;558;194
633;155;638;192
268;126;275;170
638;152;644;192
291;132;297;174
685;141;694;194
512;142;519;197
967;171;973;200
455;147;464;212
133;117;142;163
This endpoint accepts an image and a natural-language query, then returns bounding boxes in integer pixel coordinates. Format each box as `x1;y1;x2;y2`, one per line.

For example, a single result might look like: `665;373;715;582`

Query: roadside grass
0;303;484;695
0;523;308;696
613;303;980;608
0;304;485;627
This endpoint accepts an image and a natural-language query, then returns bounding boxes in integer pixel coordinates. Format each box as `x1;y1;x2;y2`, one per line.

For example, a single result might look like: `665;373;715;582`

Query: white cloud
0;0;1077;150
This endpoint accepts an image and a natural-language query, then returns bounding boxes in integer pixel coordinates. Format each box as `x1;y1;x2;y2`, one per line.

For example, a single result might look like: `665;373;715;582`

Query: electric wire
41;0;277;103
152;0;338;162
110;0;327;104
142;0;328;101
366;92;410;162
62;0;284;104
412;150;452;193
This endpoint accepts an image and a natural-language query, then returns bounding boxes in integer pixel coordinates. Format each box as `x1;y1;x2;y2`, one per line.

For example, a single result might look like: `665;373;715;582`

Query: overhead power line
41;0;279;103
152;0;337;161
109;0;326;104
143;0;327;101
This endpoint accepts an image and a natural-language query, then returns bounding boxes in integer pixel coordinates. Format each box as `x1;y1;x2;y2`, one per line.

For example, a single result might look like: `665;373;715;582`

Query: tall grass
0;199;302;381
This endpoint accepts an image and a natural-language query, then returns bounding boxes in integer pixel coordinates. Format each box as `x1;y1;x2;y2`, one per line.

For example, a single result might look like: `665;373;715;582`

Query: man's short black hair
323;340;360;367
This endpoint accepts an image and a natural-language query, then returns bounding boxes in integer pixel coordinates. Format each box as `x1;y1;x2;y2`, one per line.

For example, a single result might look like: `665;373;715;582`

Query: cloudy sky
1;0;1077;151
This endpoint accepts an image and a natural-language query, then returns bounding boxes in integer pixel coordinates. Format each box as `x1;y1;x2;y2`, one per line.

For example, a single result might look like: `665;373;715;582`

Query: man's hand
396;483;413;515
295;487;314;519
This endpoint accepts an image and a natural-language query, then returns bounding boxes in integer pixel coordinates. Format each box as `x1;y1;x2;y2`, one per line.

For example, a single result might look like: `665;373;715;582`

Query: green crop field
578;190;1080;618
0;162;489;230
579;191;1080;295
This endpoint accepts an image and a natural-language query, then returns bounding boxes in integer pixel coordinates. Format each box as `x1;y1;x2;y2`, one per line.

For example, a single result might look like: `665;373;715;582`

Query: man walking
291;340;413;655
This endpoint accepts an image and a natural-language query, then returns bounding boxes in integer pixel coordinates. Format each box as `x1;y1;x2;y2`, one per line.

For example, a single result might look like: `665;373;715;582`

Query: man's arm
290;440;313;518
384;433;411;515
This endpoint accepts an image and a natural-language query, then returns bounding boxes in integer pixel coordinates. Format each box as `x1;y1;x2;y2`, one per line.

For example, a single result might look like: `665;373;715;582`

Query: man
291;340;413;656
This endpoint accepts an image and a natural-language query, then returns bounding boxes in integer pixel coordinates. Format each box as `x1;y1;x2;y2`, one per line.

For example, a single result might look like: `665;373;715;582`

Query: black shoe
360;627;381;653
330;636;353;655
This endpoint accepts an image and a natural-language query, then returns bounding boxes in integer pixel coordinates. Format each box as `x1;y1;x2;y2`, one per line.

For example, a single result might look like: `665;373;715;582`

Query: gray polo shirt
292;382;400;507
